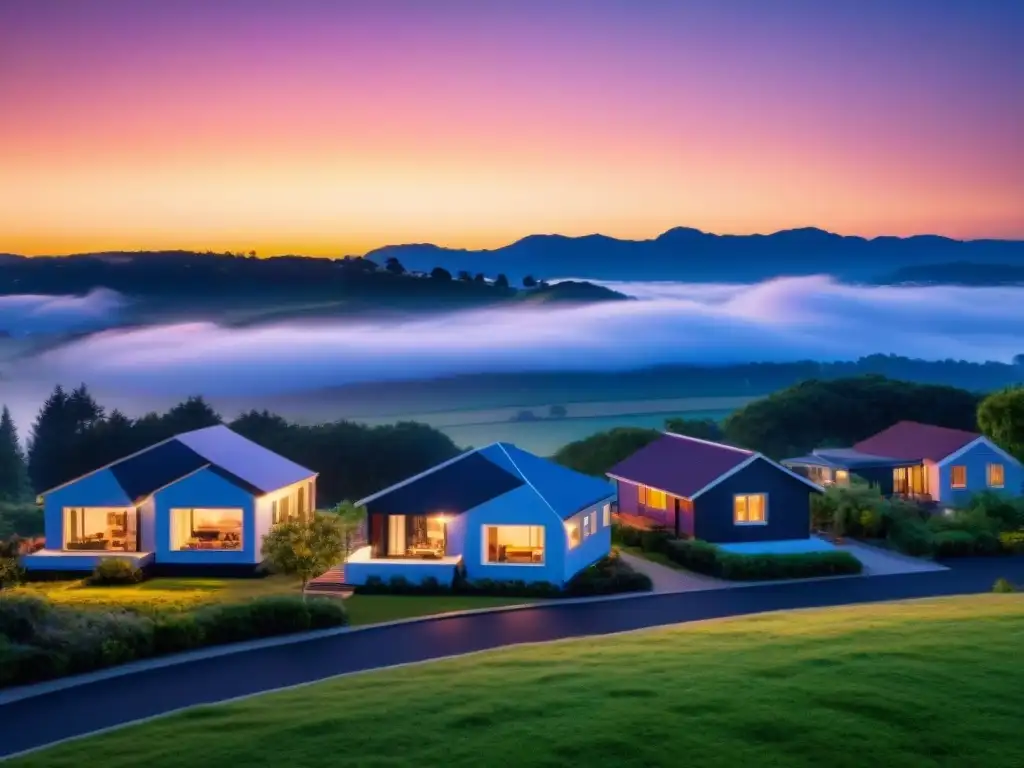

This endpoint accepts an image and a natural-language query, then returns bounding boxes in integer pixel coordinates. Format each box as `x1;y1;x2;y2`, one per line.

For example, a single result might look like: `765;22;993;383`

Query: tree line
554;376;1024;476
0;385;463;507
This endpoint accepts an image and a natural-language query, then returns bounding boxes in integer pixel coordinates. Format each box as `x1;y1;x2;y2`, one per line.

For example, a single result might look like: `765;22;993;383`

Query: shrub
640;527;671;554
612;523;642;547
89;558;145;586
993;578;1018;593
0;639;68;686
306;597;348;629
663;539;720;576
0;595;55;642
196;596;313;644
886;514;934;557
662;539;862;580
998;530;1024;554
565;554;653;596
0;555;23;588
153;613;205;655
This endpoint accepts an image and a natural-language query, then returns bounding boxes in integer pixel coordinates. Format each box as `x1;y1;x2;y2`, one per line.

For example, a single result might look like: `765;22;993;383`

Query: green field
10;578;531;626
14;595;1024;768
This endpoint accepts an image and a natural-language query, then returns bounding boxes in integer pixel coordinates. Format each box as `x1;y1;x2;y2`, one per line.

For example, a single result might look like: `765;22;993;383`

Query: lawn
343;594;535;626
12;595;1024;768
10;577;534;625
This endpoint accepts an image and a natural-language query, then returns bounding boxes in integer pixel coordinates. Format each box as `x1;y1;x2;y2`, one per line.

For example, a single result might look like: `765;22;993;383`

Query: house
782;421;1024;506
343;442;615;588
607;432;823;544
21;425;317;575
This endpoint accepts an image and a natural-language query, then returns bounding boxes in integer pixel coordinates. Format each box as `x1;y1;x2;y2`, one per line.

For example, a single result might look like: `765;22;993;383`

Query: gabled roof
608;432;822;499
852;421;980;463
41;425;315;502
783;448;917;470
358;442;615;521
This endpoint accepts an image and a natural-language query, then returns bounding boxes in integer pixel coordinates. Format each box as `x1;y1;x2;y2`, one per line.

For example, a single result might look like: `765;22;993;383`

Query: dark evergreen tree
495;274;510;289
0;405;29;501
160;396;222;435
27;383;104;493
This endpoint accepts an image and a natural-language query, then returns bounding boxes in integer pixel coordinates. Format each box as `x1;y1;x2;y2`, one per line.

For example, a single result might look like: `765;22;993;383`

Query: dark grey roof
361;450;525;517
359;443;615;520
43;425;315;500
783;448;916;470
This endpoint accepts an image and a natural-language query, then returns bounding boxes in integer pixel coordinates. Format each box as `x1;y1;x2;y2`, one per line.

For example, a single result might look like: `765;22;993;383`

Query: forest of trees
553;376;1024;476
0;385;463;531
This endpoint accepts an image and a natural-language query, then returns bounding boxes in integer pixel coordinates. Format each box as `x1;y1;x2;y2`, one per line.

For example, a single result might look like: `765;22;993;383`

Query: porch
20;549;155;572
344;545;462;587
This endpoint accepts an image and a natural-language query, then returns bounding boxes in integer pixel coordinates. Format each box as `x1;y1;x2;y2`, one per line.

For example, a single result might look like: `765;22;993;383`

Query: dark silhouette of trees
1014;354;1024;367
664;417;723;441
22;391;463;507
554;427;661;476
494;274;510;289
522;275;537;288
978;386;1024;461
384;256;406;275
430;267;453;281
457;270;473;282
473;273;487;283
0;406;29;502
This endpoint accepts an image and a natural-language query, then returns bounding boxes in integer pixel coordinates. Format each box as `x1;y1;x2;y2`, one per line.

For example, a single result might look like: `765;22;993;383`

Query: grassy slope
10;578;532;625
13;595;1024;768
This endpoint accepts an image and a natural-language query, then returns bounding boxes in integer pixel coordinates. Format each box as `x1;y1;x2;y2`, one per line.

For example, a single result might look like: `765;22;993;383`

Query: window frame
169;507;245;552
986;463;1005;489
603;503;611;527
481;524;546;565
950;465;967;489
733;493;768;526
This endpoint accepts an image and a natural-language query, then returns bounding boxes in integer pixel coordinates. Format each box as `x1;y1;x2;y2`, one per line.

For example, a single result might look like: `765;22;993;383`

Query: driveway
1;556;1021;760
837;540;949;576
618;551;728;592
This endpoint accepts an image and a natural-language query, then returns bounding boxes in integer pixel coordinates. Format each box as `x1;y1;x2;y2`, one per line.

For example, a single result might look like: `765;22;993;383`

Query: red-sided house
608;432;823;544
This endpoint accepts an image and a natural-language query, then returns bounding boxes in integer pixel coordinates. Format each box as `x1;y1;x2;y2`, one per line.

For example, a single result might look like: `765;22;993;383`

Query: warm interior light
436;515;449;525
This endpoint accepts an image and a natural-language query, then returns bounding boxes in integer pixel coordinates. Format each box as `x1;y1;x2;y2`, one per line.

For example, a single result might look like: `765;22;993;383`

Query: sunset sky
1;0;1021;256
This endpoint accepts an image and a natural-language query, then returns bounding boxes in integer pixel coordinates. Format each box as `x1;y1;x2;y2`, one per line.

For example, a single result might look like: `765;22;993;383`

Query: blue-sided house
608;432;824;545
344;442;616;588
782;421;1024;506
21;425;317;575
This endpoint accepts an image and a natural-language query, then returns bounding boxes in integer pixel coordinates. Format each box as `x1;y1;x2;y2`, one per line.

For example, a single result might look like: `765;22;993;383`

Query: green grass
10;576;303;612
10;577;533;626
343;594;534;626
12;595;1024;768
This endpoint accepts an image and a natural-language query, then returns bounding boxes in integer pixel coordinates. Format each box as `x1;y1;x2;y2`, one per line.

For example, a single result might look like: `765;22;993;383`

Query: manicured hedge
0;594;348;689
353;554;652;598
662;538;862;580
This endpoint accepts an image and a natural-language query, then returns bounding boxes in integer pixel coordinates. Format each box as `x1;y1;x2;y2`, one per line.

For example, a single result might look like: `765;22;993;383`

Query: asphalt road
2;556;1022;760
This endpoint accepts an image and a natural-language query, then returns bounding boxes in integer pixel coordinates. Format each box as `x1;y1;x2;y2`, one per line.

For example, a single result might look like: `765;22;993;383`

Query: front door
387;515;406;555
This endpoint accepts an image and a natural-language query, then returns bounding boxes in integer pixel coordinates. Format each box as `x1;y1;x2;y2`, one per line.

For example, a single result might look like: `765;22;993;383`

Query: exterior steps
305;566;351;595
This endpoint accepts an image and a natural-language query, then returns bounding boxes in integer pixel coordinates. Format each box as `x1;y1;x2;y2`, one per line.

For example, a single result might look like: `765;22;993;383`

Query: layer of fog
2;276;1024;434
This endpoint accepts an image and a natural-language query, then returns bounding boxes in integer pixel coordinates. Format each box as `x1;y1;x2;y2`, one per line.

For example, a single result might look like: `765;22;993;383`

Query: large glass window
733;494;767;525
987;463;1004;488
63;508;137;551
951;466;967;489
639;486;667;510
484;525;545;564
171;508;244;551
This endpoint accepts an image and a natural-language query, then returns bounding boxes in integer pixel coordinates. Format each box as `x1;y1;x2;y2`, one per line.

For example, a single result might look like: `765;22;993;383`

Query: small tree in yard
261;512;345;597
326;500;367;559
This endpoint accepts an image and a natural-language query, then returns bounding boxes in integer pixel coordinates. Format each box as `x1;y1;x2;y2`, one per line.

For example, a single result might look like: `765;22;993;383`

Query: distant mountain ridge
364;227;1024;283
4;227;1024;285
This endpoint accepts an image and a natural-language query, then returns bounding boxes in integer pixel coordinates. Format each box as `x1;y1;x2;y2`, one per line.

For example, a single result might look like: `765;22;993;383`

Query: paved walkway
1;556;1021;760
618;551;727;592
837;540;949;576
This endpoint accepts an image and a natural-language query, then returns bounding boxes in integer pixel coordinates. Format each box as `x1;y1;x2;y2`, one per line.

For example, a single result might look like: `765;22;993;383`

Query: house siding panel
693;458;814;544
151;467;258;565
563;499;615;583
616;481;640;514
938;441;1024;505
42;469;132;550
460;485;568;585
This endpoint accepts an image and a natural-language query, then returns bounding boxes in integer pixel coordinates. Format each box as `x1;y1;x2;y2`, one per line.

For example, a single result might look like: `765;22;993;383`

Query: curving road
2;556;1022;760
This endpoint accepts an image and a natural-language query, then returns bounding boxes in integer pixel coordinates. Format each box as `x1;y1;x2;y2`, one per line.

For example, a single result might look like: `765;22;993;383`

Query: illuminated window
639;486;667;510
951;466;967;489
566;522;580;548
170;508;244;551
63;507;138;552
590;513;598;535
987;463;1004;488
582;514;591;540
734;494;767;525
834;470;850;485
483;525;545;564
603;504;611;527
